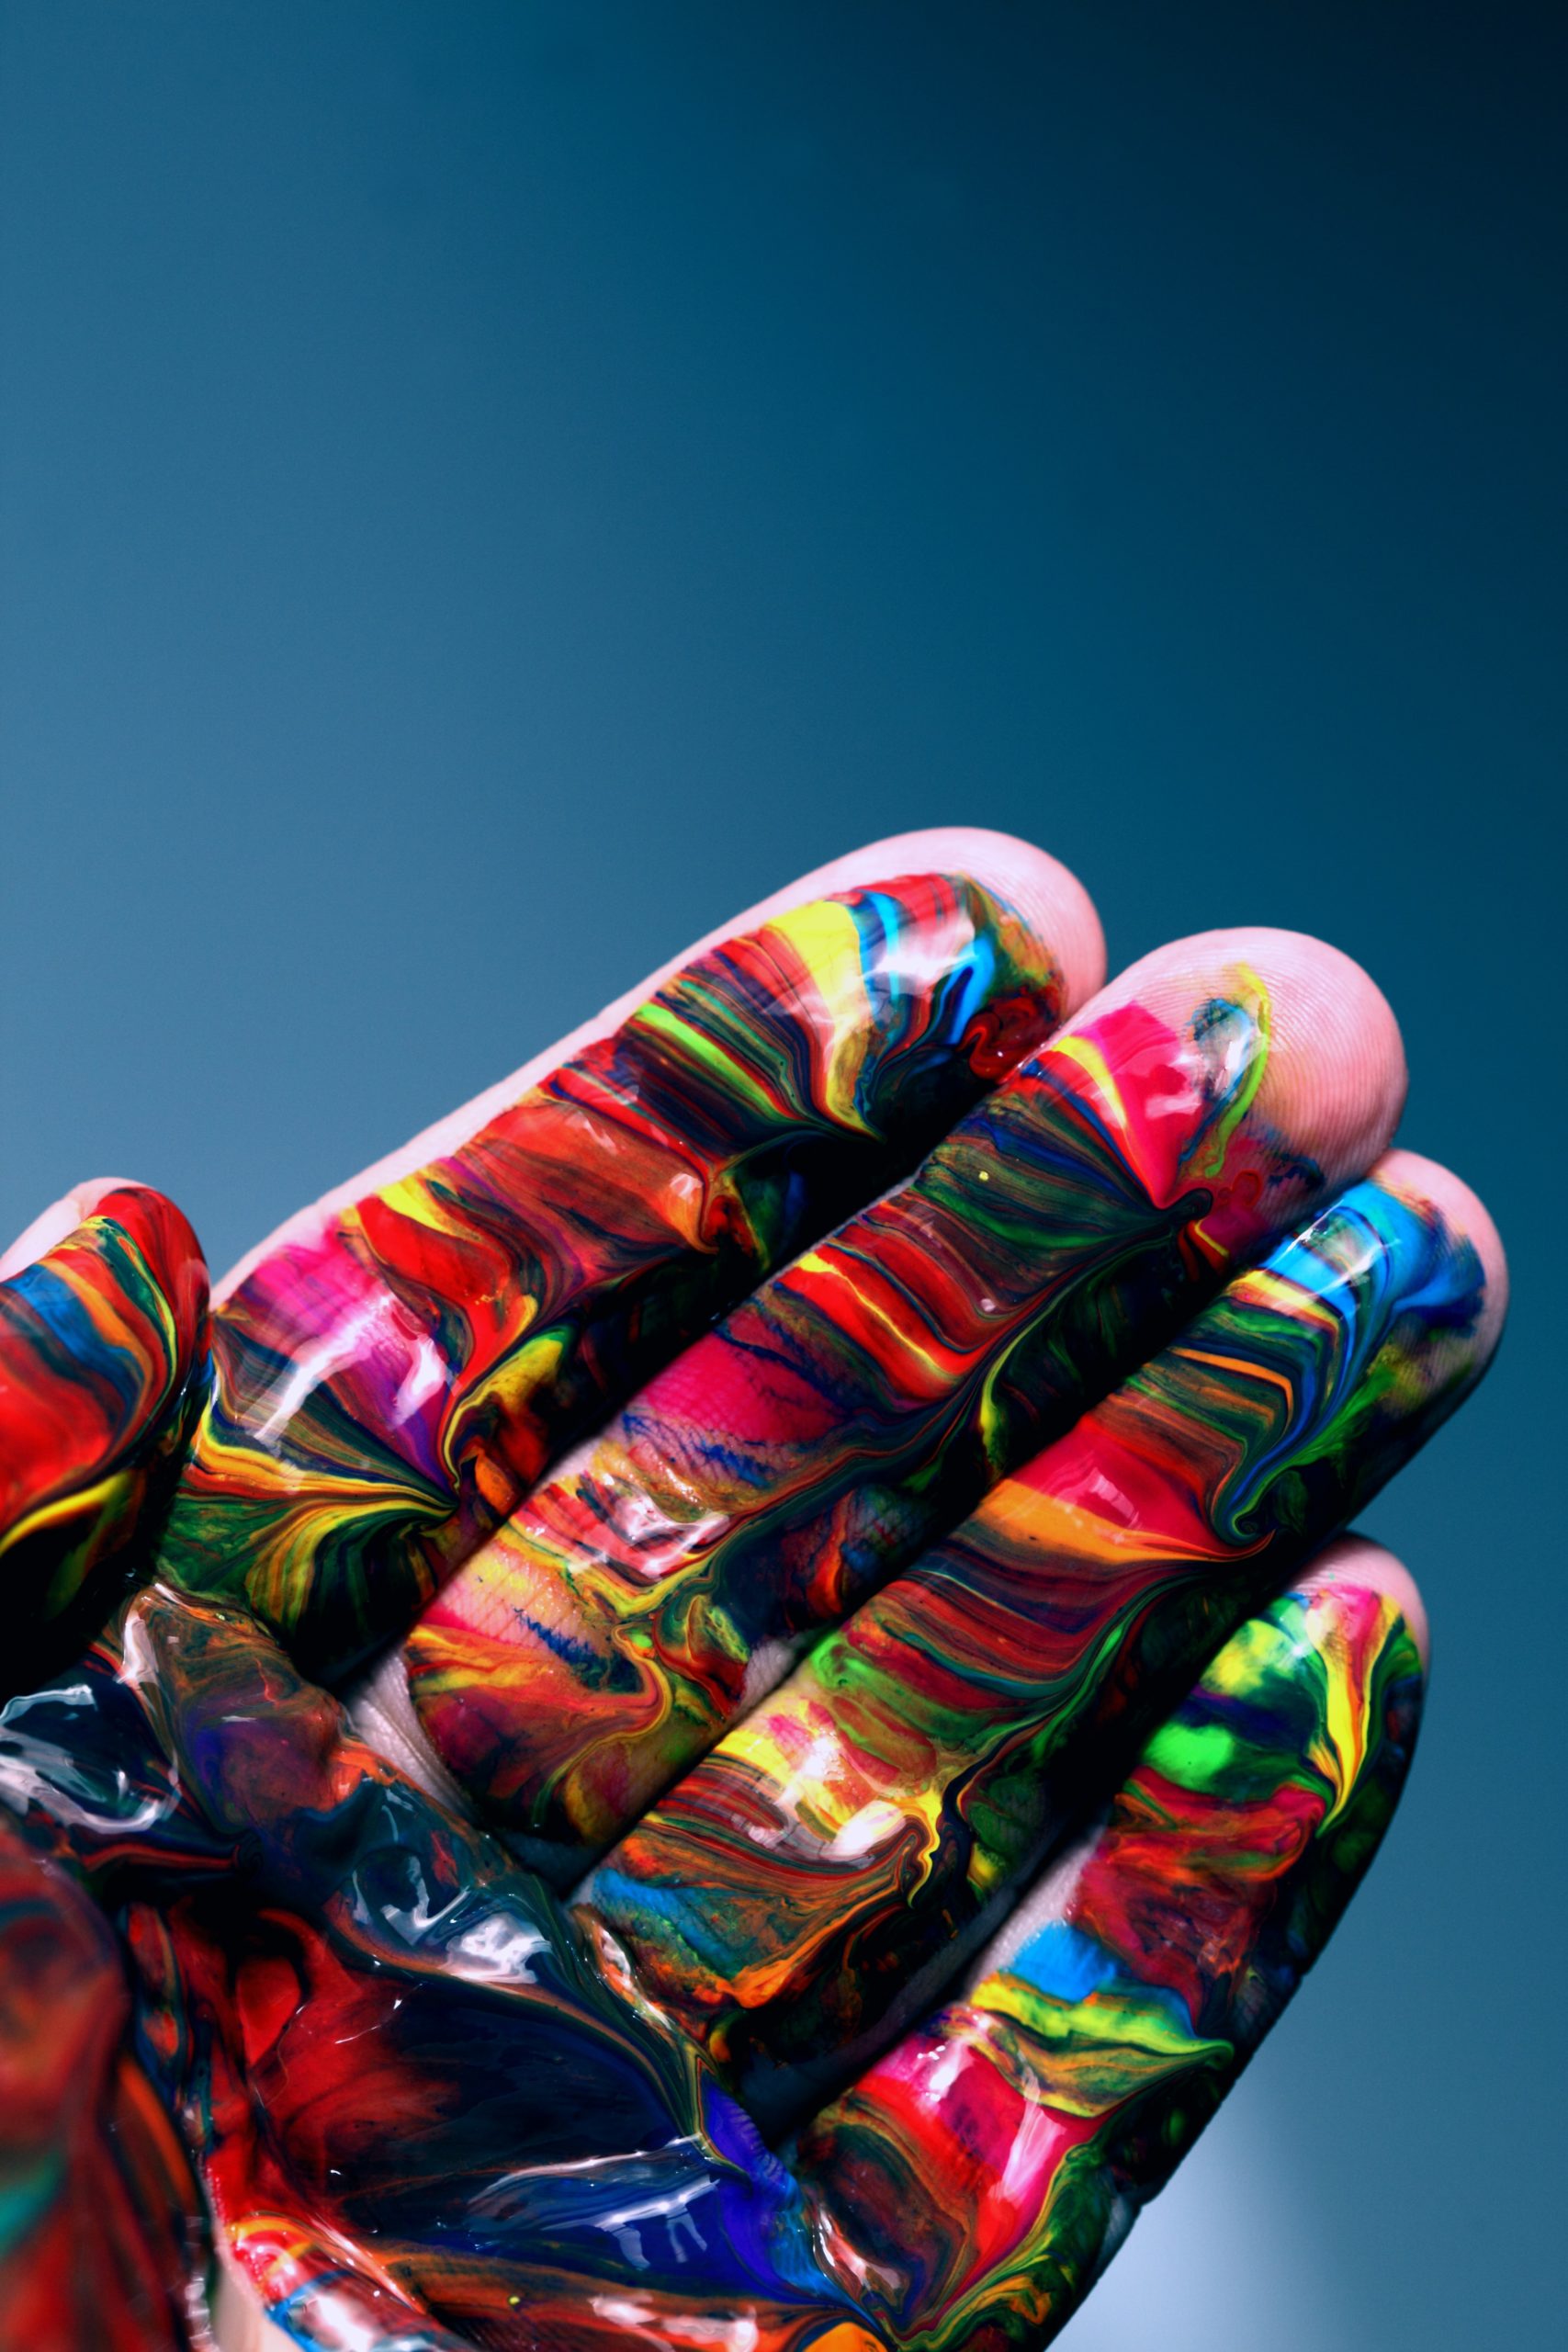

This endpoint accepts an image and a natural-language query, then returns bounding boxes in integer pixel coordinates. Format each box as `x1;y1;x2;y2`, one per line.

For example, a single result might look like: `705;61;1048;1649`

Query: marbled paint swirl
795;1577;1424;2348
0;1185;208;1695
0;1810;208;2350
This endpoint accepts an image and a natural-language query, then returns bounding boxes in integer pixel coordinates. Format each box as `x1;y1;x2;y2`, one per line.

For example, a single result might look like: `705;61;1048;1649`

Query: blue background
2;7;1561;2345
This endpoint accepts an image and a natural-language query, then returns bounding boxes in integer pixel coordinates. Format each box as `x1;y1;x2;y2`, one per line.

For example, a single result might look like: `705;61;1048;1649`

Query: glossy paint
0;1185;208;1695
795;1577;1425;2348
2;1582;867;2349
0;1810;208;2351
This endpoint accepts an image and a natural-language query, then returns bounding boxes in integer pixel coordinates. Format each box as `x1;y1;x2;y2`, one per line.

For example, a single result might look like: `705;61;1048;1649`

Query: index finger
158;830;1103;1680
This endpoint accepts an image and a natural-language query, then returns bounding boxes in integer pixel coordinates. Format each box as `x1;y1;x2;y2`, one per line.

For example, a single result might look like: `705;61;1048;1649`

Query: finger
400;930;1406;1868
0;1182;209;1693
158;831;1101;1680
580;1153;1501;2123
790;1544;1427;2349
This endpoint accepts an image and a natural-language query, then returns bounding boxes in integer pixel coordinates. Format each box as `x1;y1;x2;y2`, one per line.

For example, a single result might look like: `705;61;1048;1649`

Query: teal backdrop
2;8;1561;2346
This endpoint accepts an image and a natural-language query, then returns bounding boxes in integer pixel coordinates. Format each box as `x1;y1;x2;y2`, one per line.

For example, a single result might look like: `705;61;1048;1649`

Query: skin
0;830;1506;2352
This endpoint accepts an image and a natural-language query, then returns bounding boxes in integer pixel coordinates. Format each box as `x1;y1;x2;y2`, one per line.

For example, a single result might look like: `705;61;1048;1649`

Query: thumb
0;1181;209;1692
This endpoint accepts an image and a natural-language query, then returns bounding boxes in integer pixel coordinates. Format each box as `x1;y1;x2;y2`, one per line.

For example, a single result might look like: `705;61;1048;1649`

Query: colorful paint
405;972;1342;1868
2;1580;864;2349
0;1184;208;1697
0;1808;209;2351
794;1575;1425;2346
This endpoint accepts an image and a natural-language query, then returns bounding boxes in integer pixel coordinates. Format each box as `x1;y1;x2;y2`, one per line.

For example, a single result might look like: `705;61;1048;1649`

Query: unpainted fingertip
1294;1533;1431;1671
0;1178;140;1282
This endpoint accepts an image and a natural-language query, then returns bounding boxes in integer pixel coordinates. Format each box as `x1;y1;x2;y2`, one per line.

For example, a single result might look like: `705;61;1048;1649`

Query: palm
0;829;1502;2352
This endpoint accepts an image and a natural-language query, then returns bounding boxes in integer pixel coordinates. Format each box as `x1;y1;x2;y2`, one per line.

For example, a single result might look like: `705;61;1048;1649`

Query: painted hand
0;831;1504;2352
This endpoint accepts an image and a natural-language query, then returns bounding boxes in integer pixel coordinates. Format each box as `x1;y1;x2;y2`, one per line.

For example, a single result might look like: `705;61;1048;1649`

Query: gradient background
2;7;1561;2346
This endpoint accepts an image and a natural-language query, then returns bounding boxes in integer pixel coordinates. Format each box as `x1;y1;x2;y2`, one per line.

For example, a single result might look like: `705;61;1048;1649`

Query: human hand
0;830;1504;2351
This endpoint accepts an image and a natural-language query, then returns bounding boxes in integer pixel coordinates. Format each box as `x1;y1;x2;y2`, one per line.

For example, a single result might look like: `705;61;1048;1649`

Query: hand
0;829;1504;2352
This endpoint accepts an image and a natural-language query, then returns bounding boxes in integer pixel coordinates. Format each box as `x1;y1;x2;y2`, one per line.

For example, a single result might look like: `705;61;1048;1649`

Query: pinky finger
794;1538;1426;2351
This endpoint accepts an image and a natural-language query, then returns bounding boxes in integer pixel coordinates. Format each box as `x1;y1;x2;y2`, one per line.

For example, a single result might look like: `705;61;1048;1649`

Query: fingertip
1295;1532;1431;1671
853;826;1108;1015
0;1178;140;1282
1371;1147;1509;1355
1095;924;1407;1187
